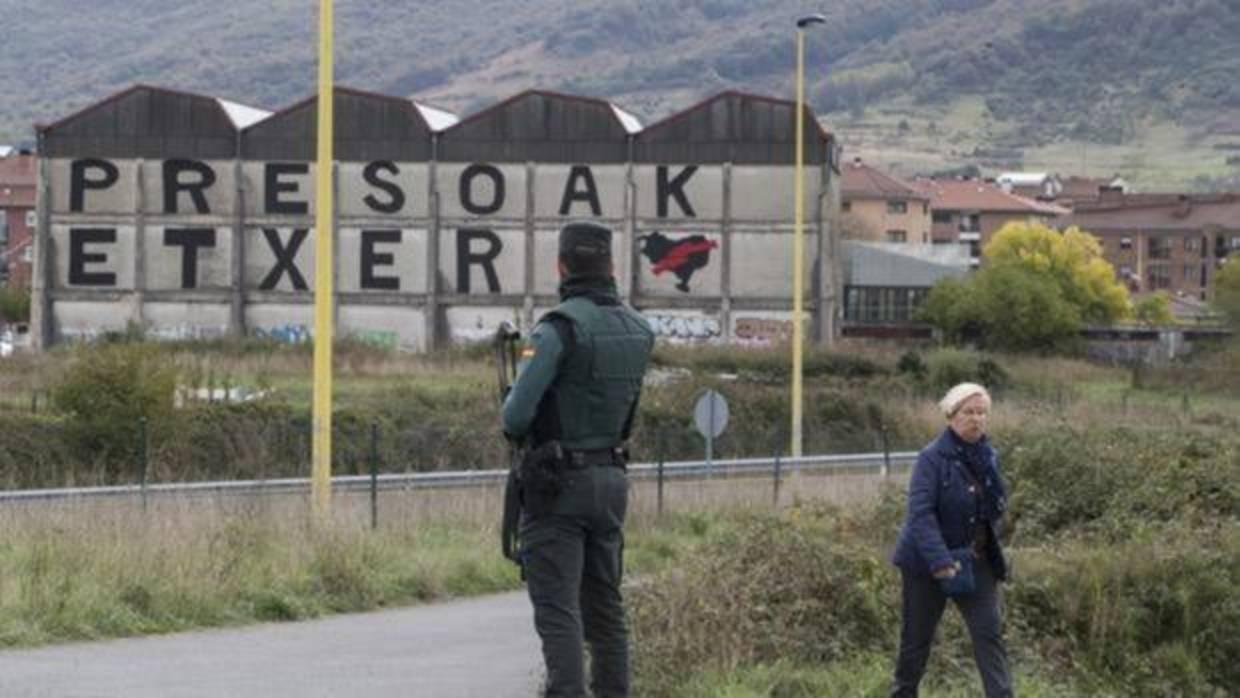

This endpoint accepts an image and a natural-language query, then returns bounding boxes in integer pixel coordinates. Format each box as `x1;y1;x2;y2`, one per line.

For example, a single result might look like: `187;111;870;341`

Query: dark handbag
937;547;976;597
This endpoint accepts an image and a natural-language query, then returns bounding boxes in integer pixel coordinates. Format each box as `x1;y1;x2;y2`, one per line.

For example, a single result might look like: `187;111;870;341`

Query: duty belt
564;447;627;468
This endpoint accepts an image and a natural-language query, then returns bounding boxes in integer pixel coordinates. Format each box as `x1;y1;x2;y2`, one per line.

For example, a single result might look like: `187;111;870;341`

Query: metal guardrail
0;451;919;504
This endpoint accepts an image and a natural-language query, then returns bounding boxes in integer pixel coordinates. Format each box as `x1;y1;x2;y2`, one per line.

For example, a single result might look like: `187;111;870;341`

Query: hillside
2;0;1238;190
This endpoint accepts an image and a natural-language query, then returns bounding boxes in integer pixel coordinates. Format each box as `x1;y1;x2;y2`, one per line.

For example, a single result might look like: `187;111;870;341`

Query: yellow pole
791;27;806;458
312;0;335;517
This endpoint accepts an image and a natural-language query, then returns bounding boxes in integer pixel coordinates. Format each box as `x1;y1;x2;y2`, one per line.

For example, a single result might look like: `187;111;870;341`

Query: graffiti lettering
645;313;721;343
733;317;793;346
252;323;312;344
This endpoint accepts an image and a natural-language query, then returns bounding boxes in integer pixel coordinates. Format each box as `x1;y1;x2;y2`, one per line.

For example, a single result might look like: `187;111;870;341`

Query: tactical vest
541;296;654;451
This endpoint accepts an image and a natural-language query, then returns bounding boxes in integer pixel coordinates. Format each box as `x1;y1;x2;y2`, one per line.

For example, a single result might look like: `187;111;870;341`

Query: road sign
693;389;729;439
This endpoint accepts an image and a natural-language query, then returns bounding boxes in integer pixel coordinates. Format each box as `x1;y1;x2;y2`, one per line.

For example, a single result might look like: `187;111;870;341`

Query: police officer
502;222;654;698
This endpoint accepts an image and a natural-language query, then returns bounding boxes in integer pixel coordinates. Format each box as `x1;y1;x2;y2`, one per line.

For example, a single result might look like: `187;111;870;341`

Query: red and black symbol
639;232;719;293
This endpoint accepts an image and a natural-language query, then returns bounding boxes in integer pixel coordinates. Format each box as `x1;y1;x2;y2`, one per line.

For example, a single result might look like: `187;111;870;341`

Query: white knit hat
939;382;991;418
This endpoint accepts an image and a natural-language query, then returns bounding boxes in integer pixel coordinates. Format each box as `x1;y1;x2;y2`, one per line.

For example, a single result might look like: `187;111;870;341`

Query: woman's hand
932;561;961;579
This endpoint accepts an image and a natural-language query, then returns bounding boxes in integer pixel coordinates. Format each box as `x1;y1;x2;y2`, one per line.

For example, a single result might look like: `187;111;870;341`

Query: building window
1184;265;1196;285
1149;237;1172;260
1148;264;1171;290
1118;265;1133;278
959;214;981;233
886;230;907;243
25;210;36;228
1120;236;1133;250
1184;237;1199;253
841;201;852;212
932;211;953;224
887;200;908;214
844;286;929;324
22;246;32;262
1231;236;1240;250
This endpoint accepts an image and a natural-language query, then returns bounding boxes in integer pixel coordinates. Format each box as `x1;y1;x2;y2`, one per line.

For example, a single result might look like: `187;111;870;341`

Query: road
0;591;542;698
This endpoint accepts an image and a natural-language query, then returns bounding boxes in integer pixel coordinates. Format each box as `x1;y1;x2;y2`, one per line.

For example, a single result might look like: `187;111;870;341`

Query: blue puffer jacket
891;428;1009;580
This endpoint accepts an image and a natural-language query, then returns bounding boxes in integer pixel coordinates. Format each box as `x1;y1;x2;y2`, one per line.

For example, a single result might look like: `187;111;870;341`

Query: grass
667;656;1095;698
0;464;907;648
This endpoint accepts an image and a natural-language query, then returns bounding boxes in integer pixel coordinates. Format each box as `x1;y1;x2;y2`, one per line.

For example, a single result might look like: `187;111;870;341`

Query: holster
518;440;566;518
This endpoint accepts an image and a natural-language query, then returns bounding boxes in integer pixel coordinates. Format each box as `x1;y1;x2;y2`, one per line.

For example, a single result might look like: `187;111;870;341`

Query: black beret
558;222;612;259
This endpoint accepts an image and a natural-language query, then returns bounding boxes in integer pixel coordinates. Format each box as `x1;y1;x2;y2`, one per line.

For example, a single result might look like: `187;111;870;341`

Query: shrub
50;343;178;481
1000;427;1239;542
629;505;900;697
0;287;30;324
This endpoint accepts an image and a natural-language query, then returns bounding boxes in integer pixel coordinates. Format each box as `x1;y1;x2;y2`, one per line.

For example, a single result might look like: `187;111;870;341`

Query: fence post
656;428;666;519
880;423;892;479
370;422;379;531
139;416;149;513
30;390;38;414
772;426;783;509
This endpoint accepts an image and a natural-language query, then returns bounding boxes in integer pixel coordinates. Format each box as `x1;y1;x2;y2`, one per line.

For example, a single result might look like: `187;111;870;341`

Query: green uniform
502;276;654;698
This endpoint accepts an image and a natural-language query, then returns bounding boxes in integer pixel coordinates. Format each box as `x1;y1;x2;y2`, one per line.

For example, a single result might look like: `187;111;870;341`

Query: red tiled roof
911;177;1067;216
1062;193;1240;231
841;160;928;201
0;155;36;208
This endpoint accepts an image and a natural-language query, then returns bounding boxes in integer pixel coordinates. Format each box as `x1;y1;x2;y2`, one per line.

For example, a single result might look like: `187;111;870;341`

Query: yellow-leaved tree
983;221;1130;324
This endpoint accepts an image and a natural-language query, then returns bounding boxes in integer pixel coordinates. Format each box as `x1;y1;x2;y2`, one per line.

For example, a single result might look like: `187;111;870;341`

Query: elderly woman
890;382;1011;698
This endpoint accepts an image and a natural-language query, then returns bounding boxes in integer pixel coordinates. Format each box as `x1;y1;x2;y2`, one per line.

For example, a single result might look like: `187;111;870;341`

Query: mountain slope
2;0;1237;190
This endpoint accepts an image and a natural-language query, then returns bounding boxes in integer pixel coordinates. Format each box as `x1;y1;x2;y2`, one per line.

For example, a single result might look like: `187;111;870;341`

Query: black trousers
890;558;1012;698
521;464;629;698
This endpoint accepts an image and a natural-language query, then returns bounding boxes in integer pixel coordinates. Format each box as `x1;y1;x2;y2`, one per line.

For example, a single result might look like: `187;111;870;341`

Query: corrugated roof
911;177;1067;215
841;159;927;200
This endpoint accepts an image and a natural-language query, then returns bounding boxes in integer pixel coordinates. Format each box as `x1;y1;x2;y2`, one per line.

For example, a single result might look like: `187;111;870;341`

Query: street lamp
791;13;825;458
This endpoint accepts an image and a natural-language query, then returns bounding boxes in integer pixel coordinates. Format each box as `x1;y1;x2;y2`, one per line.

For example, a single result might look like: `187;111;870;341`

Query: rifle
494;322;523;565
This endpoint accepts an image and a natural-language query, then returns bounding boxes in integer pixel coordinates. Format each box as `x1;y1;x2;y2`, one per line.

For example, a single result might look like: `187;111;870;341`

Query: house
840;158;931;244
1057;175;1128;208
0;151;36;288
1060;192;1240;302
911;177;1068;266
996;172;1062;200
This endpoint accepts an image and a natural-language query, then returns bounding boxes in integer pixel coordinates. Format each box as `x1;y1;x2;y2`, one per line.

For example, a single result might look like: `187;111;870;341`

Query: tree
1213;260;1240;328
973;264;1081;352
920;221;1130;351
1133;292;1174;327
983;222;1130;324
917;275;985;344
0;287;30;324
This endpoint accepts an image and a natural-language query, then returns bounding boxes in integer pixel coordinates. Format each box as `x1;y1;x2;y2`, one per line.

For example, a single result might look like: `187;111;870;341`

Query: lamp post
312;0;335;517
791;13;825;458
